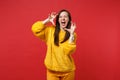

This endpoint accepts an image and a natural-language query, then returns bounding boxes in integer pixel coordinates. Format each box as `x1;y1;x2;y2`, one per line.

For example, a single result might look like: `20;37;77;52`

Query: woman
32;9;77;80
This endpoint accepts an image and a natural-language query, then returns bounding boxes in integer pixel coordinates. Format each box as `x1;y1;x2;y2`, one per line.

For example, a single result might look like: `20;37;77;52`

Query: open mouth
61;22;66;26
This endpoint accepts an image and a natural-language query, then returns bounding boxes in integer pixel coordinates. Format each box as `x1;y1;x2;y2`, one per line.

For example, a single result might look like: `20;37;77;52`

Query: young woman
32;9;77;80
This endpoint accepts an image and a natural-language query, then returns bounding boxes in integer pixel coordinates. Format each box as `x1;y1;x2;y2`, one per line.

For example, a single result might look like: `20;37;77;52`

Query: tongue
62;24;65;26
62;22;65;26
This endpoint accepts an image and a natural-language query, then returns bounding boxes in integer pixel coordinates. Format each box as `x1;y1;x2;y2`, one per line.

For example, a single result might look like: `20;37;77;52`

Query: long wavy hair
54;9;71;46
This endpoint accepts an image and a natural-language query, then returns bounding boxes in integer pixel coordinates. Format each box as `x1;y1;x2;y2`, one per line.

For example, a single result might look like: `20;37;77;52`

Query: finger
51;12;57;19
52;12;56;14
51;12;56;16
74;23;76;29
54;13;58;18
51;12;55;15
72;22;75;26
71;22;75;29
72;22;76;28
48;14;51;18
71;21;73;26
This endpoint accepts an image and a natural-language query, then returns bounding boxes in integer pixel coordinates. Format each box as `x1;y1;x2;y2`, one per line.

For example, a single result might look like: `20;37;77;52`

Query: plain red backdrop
0;0;120;80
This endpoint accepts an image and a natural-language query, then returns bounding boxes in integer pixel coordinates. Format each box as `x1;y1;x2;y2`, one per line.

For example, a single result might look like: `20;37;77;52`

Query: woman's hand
64;22;76;43
64;22;76;35
43;12;57;25
48;12;57;25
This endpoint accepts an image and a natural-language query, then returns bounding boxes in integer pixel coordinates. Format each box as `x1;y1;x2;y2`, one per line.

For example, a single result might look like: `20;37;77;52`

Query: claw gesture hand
64;22;76;34
48;12;57;25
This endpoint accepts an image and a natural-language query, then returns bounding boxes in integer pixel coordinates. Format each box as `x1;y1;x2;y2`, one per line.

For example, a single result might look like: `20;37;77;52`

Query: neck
60;27;65;31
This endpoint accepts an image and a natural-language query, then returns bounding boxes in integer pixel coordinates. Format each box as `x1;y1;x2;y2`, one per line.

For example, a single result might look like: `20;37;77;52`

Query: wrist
69;34;74;43
42;18;50;24
70;33;74;36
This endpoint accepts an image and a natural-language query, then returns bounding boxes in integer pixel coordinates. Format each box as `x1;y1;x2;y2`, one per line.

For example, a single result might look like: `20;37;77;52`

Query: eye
64;16;68;18
59;16;62;18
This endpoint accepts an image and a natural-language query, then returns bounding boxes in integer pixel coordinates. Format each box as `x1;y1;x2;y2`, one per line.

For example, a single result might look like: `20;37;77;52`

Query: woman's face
58;11;69;29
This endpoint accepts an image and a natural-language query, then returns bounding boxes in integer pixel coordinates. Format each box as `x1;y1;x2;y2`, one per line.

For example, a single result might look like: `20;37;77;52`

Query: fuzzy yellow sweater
31;21;77;72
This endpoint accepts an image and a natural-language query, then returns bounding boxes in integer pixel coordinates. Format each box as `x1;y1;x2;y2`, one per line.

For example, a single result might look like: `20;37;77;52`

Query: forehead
59;11;68;16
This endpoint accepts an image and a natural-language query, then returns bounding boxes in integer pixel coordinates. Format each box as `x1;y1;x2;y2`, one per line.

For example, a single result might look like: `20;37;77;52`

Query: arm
60;33;77;55
31;21;48;42
31;12;57;41
69;34;75;43
62;22;77;54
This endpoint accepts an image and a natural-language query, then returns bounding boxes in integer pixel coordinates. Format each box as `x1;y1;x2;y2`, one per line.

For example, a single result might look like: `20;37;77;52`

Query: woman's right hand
43;12;57;25
48;12;57;25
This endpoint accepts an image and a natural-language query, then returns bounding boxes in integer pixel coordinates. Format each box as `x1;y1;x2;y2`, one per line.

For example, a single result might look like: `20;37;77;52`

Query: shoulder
47;25;55;31
44;25;55;34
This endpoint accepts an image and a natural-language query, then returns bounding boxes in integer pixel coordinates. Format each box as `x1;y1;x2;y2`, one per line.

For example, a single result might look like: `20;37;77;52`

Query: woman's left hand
64;22;76;34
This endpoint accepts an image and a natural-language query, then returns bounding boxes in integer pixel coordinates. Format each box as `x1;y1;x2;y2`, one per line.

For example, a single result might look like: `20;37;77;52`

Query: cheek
65;17;69;20
58;18;61;23
66;18;69;22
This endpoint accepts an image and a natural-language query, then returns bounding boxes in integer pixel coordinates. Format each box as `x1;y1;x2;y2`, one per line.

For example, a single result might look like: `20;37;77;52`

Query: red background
0;0;120;80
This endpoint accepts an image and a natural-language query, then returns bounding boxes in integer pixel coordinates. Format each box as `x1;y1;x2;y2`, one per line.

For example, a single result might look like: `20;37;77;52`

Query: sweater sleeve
60;33;77;55
31;21;49;42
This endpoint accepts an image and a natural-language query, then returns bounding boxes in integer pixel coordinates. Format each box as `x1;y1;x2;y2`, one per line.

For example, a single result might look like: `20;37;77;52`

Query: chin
61;26;66;28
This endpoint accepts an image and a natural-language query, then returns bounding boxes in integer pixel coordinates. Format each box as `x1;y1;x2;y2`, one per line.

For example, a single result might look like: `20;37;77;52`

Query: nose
62;17;65;20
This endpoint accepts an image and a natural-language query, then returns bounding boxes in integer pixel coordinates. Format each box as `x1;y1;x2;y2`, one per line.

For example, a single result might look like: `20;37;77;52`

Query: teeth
62;22;65;23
